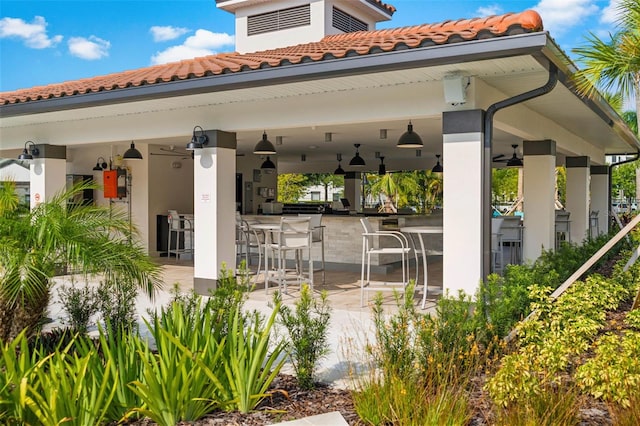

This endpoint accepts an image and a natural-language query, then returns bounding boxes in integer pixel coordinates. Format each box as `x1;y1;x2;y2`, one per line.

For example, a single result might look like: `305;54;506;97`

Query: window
248;5;311;36
332;7;368;33
310;191;321;201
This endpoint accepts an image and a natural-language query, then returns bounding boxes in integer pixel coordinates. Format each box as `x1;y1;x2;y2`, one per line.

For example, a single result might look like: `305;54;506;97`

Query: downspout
482;62;558;280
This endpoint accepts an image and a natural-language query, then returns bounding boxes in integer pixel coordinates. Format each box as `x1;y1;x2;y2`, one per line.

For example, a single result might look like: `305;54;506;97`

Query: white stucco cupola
216;0;394;53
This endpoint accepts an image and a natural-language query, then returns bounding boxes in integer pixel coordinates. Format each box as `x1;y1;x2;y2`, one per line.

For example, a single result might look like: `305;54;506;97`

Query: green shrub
276;284;332;389
575;331;640;408
217;304;287;413
487;269;635;408
97;275;138;336
24;344;116;426
0;330;40;425
129;299;225;425
86;327;143;423
58;282;99;334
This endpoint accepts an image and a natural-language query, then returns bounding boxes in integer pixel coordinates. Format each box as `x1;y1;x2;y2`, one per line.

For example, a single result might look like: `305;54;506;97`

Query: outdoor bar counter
243;211;442;270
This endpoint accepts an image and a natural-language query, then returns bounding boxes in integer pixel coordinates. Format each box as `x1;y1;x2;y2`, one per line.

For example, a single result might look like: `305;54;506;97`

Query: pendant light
253;131;276;155
397;121;423;148
334;153;345;175
378;156;386;175
261;156;276;169
123;141;143;159
349;143;366;167
431;154;443;173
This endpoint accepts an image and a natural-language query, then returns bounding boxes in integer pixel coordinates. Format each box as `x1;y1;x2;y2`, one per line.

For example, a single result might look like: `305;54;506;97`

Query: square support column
29;144;67;209
522;140;556;261
343;172;361;212
566;156;590;243
590;165;609;235
193;130;237;294
442;110;485;297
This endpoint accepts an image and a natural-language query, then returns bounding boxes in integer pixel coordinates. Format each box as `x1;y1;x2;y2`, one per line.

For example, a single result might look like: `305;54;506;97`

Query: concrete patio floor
46;256;443;389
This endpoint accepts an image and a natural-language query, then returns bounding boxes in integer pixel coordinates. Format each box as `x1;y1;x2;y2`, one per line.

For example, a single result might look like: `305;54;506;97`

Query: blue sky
0;0;624;93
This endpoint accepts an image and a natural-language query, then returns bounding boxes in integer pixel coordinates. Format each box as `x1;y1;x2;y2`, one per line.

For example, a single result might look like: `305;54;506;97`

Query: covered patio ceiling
1;32;637;173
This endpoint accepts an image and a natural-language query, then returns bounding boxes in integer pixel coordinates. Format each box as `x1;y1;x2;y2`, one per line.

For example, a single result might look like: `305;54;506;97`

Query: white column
566;156;590;244
522;140;556;261
343;172;361;212
590;165;609;234
29;144;67;209
442;110;485;297
193;130;237;294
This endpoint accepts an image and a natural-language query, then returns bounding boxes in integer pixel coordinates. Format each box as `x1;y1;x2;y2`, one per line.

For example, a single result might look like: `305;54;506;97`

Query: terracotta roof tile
0;10;543;106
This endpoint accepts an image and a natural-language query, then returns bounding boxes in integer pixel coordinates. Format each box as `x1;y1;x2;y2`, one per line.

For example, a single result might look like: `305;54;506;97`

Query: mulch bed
126;374;363;425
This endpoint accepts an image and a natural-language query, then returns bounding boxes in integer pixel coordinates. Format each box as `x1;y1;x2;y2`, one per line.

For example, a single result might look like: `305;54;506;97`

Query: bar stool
360;217;411;307
589;210;600;238
555;210;571;249
236;213;262;278
265;217;313;294
491;217;504;274
298;213;325;284
167;210;193;262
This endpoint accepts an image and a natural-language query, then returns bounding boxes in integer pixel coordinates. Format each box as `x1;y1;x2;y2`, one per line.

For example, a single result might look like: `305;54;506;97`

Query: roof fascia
534;37;640;152
0;32;551;119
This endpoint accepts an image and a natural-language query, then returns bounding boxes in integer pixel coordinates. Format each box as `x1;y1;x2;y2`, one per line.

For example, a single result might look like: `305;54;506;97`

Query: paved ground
47;257;443;389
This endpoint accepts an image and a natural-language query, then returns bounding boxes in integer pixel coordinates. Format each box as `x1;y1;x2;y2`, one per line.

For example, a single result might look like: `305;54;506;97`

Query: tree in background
492;168;519;206
277;173;309;203
573;0;639;132
368;173;400;212
403;170;442;214
304;173;344;201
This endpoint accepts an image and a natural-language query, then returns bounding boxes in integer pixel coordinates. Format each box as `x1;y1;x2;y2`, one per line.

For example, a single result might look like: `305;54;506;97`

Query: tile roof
0;10;542;106
366;0;396;14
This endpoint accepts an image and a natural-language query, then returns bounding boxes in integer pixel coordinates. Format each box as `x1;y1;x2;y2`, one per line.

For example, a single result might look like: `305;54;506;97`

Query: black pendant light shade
253;131;276;155
93;156;108;171
431;154;443;173
261;156;276;169
378;156;386;175
506;144;523;167
17;141;39;160
123;142;143;159
349;143;366;167
334;153;345;175
185;125;209;151
397;121;423;148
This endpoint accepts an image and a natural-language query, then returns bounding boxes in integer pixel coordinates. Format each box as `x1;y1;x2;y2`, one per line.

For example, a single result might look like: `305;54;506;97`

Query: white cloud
68;36;110;60
150;25;189;42
150;29;234;64
533;0;599;35
601;0;622;24
476;5;503;17
0;16;62;48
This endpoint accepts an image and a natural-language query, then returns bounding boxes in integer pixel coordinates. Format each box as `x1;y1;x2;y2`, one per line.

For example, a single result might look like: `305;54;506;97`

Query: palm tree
0;180;162;341
572;0;640;131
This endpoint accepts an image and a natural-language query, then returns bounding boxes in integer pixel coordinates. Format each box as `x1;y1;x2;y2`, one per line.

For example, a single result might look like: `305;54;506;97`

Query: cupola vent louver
248;4;311;36
332;7;368;33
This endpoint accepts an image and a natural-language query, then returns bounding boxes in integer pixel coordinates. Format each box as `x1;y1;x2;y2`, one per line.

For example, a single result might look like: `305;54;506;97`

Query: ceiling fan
493;144;523;167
